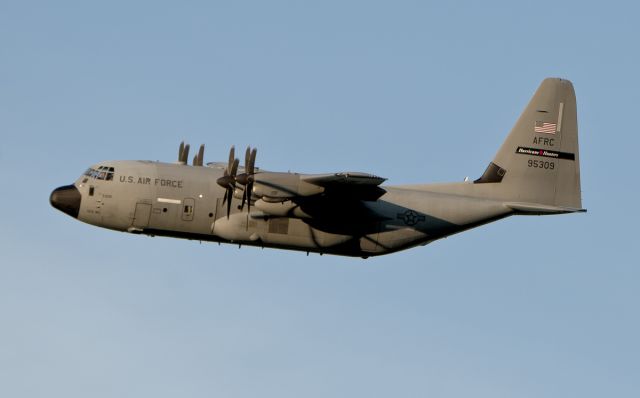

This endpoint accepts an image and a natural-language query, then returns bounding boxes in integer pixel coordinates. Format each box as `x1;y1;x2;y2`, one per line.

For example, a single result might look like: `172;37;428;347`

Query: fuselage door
182;198;195;221
132;202;152;228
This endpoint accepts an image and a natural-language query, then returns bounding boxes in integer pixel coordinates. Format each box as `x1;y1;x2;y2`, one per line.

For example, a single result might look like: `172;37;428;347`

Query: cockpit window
84;166;115;181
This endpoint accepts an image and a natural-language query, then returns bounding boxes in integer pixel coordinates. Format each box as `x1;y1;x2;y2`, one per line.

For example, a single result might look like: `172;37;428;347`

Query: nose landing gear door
182;198;195;221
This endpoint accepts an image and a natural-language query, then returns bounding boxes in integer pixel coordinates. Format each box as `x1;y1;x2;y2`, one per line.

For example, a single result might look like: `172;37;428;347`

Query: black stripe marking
516;147;575;161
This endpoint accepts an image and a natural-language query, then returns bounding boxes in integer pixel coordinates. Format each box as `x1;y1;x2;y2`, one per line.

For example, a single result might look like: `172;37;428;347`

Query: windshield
83;165;115;181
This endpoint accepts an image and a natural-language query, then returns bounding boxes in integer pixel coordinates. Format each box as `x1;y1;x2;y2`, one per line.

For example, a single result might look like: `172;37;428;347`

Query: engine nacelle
233;187;245;200
254;199;311;218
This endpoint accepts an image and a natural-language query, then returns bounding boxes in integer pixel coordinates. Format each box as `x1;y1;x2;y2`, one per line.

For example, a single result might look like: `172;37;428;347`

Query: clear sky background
1;1;638;397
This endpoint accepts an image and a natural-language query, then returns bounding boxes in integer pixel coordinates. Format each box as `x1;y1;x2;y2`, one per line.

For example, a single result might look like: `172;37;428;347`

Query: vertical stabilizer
476;78;583;209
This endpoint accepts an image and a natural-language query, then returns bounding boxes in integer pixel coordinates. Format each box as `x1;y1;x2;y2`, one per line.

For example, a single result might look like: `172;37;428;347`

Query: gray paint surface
51;78;585;258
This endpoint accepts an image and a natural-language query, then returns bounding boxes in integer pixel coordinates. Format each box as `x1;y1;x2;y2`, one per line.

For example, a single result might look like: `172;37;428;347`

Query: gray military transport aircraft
50;78;585;258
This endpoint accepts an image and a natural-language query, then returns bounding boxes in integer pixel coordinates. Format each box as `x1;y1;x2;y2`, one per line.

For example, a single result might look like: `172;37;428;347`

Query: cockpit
83;165;115;181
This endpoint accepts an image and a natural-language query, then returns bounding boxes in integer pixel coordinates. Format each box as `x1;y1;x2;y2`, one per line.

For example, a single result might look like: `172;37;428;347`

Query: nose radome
50;184;81;218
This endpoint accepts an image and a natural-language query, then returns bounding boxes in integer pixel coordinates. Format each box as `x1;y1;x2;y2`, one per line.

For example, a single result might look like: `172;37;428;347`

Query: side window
89;186;95;196
181;198;195;221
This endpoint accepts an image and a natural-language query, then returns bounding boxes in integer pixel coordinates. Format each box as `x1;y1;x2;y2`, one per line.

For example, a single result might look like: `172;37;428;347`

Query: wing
252;171;386;202
302;172;387;201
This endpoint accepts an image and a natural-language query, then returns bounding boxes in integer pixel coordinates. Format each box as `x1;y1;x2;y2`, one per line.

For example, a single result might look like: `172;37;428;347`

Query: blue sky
1;1;638;397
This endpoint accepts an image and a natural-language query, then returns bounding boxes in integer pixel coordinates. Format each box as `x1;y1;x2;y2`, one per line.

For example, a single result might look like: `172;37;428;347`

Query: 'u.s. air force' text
119;176;183;188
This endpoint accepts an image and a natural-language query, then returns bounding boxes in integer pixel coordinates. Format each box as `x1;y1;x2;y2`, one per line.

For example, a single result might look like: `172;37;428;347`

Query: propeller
192;144;205;166
236;146;257;212
178;141;190;164
216;146;239;218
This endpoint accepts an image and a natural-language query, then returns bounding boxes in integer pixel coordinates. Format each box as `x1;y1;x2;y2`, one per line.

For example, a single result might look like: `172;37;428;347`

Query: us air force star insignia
397;210;426;226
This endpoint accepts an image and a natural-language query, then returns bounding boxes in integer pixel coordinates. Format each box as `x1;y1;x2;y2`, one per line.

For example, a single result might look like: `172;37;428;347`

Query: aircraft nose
50;184;81;218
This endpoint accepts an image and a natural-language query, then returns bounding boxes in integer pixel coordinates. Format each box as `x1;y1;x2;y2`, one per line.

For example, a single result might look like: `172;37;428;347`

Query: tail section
476;78;583;210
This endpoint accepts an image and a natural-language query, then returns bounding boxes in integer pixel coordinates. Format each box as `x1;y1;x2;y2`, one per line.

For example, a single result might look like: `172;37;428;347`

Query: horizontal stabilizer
505;202;587;215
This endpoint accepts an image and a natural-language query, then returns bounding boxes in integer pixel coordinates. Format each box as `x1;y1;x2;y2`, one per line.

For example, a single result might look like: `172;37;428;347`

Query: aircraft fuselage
50;78;585;258
51;160;512;258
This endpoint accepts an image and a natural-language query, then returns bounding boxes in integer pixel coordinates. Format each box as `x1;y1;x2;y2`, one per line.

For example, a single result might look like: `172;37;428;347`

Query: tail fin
475;78;583;210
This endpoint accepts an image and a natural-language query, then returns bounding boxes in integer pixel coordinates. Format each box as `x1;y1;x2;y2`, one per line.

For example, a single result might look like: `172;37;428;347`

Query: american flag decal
534;121;557;134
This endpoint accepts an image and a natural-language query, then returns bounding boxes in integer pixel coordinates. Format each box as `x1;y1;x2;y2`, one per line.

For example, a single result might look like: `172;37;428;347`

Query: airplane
50;78;585;258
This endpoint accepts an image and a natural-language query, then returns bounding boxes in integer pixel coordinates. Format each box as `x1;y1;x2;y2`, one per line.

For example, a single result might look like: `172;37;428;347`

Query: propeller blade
182;144;190;164
230;158;239;177
246;148;257;212
241;184;248;210
193;144;205;166
178;141;185;162
248;148;257;174
226;189;233;218
244;146;251;171
228;146;235;171
246;181;253;213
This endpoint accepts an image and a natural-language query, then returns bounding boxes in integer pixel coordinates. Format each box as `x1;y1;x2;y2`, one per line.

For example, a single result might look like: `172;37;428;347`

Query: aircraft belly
373;228;429;253
213;214;352;250
264;218;352;249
